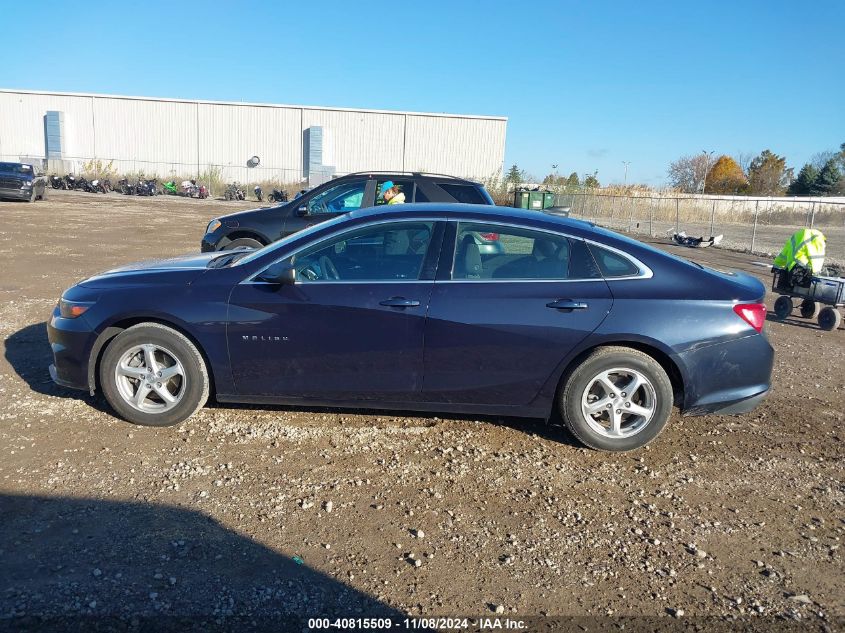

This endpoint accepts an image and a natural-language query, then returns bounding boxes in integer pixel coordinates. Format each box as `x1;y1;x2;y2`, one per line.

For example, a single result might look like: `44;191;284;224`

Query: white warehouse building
0;89;507;185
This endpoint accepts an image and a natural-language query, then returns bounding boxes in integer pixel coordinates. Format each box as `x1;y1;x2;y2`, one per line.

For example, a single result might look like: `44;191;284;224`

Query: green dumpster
513;190;531;209
512;189;555;210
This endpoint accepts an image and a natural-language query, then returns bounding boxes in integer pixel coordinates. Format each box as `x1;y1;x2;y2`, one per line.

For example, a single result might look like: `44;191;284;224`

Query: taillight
479;232;499;241
733;303;766;332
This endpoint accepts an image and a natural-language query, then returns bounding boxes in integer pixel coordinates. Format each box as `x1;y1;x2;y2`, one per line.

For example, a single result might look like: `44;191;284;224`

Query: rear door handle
380;297;421;307
547;299;589;310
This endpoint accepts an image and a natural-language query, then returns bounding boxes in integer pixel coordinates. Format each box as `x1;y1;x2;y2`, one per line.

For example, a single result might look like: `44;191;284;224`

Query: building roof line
0;89;508;122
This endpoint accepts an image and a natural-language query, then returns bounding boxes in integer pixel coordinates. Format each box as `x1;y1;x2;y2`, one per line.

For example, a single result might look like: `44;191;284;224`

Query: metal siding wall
0;92;95;165
0;91;507;181
197;103;301;183
93;97;197;176
404;115;506;178
301;109;405;174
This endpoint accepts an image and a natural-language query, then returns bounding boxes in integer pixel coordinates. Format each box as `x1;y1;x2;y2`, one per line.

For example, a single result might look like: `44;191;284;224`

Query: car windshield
0;162;33;174
230;213;353;267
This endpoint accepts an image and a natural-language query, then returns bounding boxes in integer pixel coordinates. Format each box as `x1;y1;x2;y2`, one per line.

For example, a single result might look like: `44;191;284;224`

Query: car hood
78;252;224;288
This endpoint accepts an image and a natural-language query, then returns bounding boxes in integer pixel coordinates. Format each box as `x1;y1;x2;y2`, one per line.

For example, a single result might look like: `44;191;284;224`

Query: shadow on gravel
207;400;581;448
4;321;66;397
764;311;832;331
0;493;407;630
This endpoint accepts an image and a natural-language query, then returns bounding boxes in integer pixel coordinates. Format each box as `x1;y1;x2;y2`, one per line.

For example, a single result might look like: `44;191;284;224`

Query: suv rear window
437;183;486;204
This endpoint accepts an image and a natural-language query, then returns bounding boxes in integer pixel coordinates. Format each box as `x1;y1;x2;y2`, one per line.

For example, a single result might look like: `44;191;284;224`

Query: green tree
582;171;600;189
788;163;819;195
811;159;843;196
747;150;792;195
505;164;524;186
704;156;748;194
566;172;580;187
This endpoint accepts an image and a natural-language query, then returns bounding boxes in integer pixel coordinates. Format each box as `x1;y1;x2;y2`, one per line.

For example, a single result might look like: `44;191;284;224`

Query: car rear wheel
559;347;673;451
223;237;264;251
100;323;209;427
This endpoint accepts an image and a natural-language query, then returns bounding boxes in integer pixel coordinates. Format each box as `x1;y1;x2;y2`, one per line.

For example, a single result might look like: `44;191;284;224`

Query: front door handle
380;297;421;307
547;299;589;310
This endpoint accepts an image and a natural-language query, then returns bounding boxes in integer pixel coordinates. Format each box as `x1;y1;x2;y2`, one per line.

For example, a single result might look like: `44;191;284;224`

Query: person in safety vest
773;228;826;288
380;181;406;205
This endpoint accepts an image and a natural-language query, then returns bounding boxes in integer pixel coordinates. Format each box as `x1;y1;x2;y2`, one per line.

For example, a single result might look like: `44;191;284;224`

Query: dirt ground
0;190;843;630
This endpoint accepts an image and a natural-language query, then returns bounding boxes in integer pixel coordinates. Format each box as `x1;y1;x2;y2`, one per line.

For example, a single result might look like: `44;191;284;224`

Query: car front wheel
559;346;673;451
99;323;210;427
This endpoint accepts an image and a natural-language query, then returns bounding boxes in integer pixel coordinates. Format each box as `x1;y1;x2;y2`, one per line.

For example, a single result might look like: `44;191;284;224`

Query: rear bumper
679;333;774;417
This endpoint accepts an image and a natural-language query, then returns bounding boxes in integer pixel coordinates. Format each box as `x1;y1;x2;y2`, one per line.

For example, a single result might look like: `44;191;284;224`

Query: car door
283;178;374;236
228;219;444;402
422;221;614;406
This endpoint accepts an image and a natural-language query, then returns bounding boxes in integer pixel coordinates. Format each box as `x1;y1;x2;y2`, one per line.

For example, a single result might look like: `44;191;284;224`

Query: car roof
332;172;481;185
346;202;596;232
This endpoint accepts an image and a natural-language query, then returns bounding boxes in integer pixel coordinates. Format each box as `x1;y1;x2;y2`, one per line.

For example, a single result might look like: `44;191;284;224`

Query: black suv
201;172;493;251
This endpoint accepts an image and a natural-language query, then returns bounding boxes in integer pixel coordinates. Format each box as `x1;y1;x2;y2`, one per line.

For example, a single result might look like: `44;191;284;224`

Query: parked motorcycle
197;184;209;199
162;181;179;195
89;178;111;193
224;183;245;201
268;188;288;203
135;178;158;196
117;178;134;195
49;175;67;189
63;174;78;190
254;185;263;202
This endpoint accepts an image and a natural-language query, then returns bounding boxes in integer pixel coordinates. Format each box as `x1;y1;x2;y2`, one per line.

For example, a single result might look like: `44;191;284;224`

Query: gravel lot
1;190;843;629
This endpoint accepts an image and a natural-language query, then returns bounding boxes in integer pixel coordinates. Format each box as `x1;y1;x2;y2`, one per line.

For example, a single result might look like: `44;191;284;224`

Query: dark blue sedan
48;204;773;451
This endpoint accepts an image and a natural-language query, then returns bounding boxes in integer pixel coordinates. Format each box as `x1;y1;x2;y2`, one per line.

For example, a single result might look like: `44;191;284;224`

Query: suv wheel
559;347;673;451
100;323;210;427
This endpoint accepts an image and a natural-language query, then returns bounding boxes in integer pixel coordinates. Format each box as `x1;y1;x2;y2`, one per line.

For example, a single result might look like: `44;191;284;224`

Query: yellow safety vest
773;228;826;273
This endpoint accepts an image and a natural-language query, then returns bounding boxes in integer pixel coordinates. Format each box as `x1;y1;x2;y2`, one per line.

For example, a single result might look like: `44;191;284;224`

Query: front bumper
47;306;97;392
0;187;32;200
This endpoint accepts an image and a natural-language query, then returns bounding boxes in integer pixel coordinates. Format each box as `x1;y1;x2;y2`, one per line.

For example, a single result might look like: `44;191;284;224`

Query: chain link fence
554;192;845;268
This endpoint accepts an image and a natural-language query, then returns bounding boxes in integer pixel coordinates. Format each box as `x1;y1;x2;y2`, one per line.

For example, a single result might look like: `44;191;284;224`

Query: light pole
700;150;714;194
622;161;630;187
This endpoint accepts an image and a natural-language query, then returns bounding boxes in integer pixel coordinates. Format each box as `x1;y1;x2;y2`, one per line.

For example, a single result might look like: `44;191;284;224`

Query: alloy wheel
580;367;657;438
114;344;186;413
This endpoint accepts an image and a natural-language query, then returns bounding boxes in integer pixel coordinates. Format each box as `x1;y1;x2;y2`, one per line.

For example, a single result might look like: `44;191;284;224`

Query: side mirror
255;260;296;285
295;205;310;217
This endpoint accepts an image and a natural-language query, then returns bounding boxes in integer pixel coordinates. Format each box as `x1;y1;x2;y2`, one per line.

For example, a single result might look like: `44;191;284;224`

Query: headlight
59;299;94;319
206;219;221;234
22;181;33;189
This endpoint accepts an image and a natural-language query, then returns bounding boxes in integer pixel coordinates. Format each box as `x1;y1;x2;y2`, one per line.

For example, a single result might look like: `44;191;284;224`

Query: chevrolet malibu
48;204;773;451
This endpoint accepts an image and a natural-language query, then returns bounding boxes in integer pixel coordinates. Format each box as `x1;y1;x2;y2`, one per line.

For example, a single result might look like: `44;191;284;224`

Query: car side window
589;245;641;278
374;179;412;205
452;223;600;281
292;221;436;282
307;180;367;215
437;183;486;204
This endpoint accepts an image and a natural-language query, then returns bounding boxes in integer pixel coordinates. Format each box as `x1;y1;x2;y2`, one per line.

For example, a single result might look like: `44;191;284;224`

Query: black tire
773;295;793;320
559;346;674;451
223;237;264;251
800;299;820;319
818;307;842;331
99;323;210;427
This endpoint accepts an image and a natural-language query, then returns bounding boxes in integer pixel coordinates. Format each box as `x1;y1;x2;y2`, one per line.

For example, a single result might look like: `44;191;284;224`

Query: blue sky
3;0;843;186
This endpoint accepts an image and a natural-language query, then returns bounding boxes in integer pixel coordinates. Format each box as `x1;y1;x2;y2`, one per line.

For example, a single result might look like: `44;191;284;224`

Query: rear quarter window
589;244;641;278
437;183;486;204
